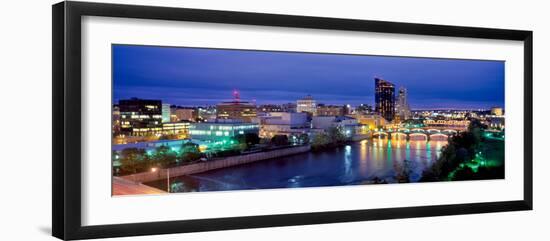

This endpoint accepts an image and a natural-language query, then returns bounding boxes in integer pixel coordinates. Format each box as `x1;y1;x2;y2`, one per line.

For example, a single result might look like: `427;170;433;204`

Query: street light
151;167;170;193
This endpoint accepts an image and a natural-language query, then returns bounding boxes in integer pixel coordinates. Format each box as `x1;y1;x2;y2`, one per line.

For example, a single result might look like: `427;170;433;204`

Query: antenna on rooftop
233;89;240;102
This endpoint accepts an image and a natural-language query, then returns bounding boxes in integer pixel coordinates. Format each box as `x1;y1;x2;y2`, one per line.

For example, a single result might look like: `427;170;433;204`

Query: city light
111;45;505;195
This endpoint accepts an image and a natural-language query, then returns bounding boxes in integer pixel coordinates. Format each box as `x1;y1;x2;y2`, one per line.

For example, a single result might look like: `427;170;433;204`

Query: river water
146;138;448;193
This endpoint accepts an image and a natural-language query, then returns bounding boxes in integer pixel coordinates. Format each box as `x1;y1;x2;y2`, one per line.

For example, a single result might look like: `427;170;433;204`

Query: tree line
419;119;503;182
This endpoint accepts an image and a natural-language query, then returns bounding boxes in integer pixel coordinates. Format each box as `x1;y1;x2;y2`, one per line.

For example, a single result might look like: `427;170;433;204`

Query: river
145;138;448;193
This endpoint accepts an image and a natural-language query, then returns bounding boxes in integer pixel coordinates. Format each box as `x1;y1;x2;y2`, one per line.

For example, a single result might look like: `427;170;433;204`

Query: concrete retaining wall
121;145;311;183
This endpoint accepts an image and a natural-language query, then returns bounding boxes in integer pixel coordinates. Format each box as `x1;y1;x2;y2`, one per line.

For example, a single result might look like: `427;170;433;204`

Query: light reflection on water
146;138;448;193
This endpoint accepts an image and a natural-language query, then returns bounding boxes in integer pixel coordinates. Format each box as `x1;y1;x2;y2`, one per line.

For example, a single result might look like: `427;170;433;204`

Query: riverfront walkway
112;177;166;196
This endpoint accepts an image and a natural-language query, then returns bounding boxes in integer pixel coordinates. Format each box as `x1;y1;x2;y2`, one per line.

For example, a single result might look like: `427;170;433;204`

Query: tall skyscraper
296;95;317;115
396;86;411;122
374;78;395;122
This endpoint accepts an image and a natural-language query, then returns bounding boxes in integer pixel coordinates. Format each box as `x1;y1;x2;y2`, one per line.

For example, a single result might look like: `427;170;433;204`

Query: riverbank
119;145;311;183
143;140;447;193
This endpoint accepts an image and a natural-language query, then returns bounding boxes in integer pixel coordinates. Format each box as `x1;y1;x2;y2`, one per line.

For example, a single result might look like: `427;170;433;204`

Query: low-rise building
353;114;386;130
485;116;505;130
257;104;283;113
257;112;309;138
216;101;257;123
316;105;347;116
312;116;359;137
174;108;197;122
189;120;259;142
162;122;190;136
296;95;317;115
490;107;504;116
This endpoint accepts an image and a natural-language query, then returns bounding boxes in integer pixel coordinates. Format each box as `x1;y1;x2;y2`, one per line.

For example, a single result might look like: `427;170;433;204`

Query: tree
119;148;148;174
311;133;331;150
179;142;201;163
259;138;271;145
327;126;346;143
244;133;260;146
298;133;310;145
159;133;178;140
235;133;260;148
420;120;487;182
181;141;200;153
271;135;289;146
152;145;177;168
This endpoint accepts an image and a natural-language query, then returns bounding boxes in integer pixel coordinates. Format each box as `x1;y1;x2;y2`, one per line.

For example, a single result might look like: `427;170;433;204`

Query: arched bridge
371;127;459;141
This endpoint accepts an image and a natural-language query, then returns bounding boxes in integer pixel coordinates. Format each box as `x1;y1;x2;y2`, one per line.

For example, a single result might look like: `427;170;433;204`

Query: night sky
113;44;505;109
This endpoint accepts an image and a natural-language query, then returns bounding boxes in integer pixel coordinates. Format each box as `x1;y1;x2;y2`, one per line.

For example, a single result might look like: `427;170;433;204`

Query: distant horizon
113;97;503;112
113;45;505;109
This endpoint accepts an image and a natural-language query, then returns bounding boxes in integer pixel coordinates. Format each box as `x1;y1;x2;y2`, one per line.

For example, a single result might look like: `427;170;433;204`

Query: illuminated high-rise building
395;86;411;122
374;78;395;122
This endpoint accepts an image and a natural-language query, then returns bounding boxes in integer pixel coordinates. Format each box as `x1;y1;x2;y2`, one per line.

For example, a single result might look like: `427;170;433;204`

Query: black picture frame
52;1;533;240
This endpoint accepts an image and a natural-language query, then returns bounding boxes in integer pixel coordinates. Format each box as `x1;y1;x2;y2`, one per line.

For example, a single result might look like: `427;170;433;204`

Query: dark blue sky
113;44;504;109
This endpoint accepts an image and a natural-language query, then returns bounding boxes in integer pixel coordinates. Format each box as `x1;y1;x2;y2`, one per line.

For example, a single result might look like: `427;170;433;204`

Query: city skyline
113;44;505;109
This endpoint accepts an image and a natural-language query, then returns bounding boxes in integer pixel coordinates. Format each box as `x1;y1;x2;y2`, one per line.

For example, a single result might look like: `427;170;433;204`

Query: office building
296;95;317;115
316;105;347;116
395;86;411;122
258;104;283;113
257;112;309;138
174;108;197;122
119;98;163;136
162;103;171;123
375;78;396;122
162;122;191;136
490;107;504;116
311;116;358;137
112;105;121;136
354;114;387;130
281;102;297;113
189;120;259;142
216;90;257;122
355;104;373;115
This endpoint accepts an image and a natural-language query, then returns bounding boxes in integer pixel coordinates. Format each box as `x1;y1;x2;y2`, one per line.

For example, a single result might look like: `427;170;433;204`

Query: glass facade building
396;86;411;122
374;78;396;122
189;121;259;141
119;98;163;136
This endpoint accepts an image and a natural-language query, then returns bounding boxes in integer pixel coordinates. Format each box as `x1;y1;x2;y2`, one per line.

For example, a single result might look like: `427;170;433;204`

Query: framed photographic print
52;1;533;240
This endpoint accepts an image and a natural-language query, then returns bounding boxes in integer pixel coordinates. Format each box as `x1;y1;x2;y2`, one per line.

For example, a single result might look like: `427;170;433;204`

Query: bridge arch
398;128;410;132
442;129;458;134
392;132;408;139
409;132;429;140
372;132;389;138
429;133;449;140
